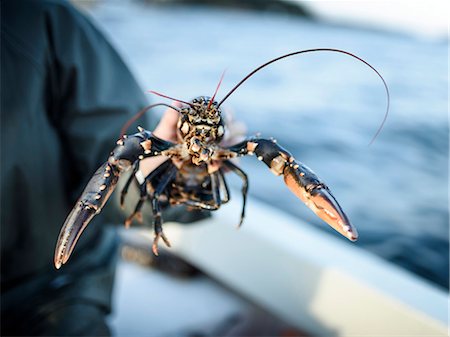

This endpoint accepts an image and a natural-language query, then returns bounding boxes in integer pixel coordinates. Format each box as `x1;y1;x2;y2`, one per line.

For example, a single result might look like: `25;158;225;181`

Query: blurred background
71;0;447;335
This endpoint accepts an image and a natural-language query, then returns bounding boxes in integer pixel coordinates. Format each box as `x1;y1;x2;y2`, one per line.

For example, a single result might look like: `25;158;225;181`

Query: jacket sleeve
44;1;150;199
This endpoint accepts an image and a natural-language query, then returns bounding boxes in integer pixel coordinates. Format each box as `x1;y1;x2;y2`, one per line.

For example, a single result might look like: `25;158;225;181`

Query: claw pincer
54;162;120;269
252;139;358;241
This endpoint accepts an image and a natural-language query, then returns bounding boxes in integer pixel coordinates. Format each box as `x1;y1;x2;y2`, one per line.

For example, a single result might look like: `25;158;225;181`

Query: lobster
54;48;389;269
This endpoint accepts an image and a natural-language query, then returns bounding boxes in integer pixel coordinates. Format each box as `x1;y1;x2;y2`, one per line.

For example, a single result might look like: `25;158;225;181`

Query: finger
140;102;181;176
153;101;181;141
140;156;167;177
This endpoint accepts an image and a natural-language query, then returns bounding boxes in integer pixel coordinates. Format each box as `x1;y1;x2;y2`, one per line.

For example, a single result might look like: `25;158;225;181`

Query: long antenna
148;90;194;107
120;103;180;137
217;48;390;145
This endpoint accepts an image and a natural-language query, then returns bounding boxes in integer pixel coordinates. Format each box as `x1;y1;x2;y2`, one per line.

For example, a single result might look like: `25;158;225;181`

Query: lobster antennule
120;103;181;138
207;69;226;110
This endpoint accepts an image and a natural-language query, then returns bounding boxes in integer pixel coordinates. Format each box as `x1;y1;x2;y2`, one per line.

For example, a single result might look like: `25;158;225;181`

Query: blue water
82;2;448;289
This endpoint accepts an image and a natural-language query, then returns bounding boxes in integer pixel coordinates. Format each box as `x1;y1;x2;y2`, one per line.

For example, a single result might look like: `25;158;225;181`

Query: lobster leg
173;171;223;211
149;164;178;255
181;199;221;210
120;161;140;208
54;129;176;269
124;159;173;228
223;160;248;227
210;171;222;207
224;138;358;241
124;181;147;228
218;168;230;203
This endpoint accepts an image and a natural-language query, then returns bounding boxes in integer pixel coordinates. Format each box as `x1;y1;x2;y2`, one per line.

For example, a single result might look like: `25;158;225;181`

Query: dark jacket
1;0;148;334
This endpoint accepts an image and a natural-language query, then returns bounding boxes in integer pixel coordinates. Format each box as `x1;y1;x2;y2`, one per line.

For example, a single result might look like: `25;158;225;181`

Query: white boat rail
151;196;448;336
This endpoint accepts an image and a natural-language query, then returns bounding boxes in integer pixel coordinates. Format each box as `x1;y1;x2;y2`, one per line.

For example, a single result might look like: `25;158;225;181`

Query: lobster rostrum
54;48;389;269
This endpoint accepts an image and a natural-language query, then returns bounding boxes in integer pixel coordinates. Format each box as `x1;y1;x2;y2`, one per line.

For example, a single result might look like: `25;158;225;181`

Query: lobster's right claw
283;164;358;241
249;138;358;241
54;162;119;269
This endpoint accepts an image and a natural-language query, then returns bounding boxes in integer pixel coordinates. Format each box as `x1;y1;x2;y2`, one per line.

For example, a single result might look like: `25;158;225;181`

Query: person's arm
45;2;150;200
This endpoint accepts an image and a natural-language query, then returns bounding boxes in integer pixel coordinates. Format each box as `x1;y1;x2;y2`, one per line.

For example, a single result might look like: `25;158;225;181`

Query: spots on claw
270;155;286;176
103;164;112;178
140;139;152;154
246;141;258;155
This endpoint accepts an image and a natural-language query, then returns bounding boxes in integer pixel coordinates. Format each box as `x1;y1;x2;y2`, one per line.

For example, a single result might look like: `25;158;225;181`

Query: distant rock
143;0;313;18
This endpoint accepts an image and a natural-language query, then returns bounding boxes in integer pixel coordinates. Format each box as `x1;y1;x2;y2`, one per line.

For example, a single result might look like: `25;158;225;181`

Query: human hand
152;101;181;142
139;102;181;176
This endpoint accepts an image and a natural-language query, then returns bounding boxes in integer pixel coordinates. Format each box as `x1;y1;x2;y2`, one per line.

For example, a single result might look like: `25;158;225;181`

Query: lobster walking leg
218;168;230;203
120;161;140;208
54;129;176;269
173;171;224;211
223;160;248;227
123;159;173;228
149;164;178;255
211;171;223;207
124;181;147;228
181;194;222;210
223;138;358;241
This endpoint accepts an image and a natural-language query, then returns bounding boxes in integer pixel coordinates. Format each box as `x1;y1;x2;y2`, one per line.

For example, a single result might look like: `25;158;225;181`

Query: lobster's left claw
54;162;119;269
284;165;358;241
54;130;177;269
54;201;97;269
